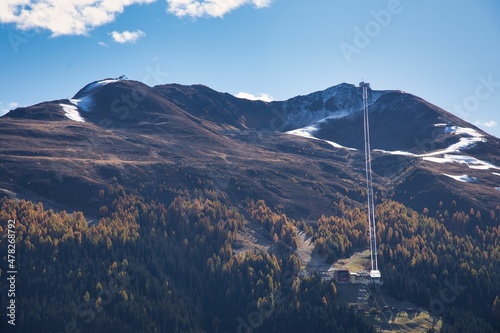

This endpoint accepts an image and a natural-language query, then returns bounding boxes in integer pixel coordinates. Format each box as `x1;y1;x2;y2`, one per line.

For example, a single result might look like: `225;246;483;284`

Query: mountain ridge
0;79;499;221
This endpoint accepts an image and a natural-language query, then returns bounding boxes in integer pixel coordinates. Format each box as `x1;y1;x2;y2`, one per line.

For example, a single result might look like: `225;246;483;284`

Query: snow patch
323;140;353;149
287;125;318;139
374;149;416;157
60;104;85;122
455;127;482;138
70;96;94;112
287;125;356;151
71;79;118;112
443;174;478;183
495;187;500;191
423;155;499;170
378;126;485;157
376;128;484;158
428;126;485;154
321;110;357;121
280;85;390;130
376;126;496;169
81;79;118;94
435;123;459;133
493;172;500;177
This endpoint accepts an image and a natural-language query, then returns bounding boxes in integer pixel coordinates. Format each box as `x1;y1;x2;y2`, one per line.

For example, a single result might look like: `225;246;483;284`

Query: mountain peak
0;78;499;229
73;78;119;99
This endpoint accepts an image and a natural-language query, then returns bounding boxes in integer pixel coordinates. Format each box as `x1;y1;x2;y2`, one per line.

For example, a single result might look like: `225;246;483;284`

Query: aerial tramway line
360;82;382;285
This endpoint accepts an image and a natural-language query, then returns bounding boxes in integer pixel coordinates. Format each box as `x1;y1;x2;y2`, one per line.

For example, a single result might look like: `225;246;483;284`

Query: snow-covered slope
279;83;389;130
60;103;85;122
443;174;478;183
70;79;118;112
51;78;121;122
375;124;498;170
286;125;356;150
284;83;392;148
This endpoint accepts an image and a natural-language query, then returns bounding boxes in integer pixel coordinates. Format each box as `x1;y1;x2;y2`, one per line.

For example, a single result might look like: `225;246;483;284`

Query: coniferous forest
1;181;499;333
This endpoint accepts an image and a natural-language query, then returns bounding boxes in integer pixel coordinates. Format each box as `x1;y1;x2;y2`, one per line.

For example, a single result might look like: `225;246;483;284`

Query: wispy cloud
167;0;272;18
0;0;155;36
0;101;18;116
478;120;497;128
98;41;109;47
236;92;274;102
110;30;146;44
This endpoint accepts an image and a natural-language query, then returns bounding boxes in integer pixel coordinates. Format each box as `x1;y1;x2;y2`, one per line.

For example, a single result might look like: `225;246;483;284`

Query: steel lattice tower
360;82;381;284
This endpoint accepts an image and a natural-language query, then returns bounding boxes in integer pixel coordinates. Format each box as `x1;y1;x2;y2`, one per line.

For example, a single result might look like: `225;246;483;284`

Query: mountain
1;79;499;220
2;79;500;333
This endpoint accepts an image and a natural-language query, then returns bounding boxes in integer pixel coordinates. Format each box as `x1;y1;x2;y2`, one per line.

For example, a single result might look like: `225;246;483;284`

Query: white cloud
0;101;18;116
1;0;273;36
166;0;272;18
236;92;274;102
110;29;146;43
0;0;156;36
98;41;109;47
475;120;497;128
483;120;497;128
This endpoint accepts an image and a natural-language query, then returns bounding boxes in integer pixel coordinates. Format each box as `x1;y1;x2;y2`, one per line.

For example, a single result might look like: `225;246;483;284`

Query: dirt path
293;229;315;269
233;222;273;256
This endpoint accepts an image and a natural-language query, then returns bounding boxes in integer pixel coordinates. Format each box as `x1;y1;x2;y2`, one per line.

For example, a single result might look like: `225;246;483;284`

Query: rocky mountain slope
1;79;499;221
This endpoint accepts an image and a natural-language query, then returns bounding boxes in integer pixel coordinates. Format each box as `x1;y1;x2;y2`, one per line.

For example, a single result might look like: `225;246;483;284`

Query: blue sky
1;0;499;137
